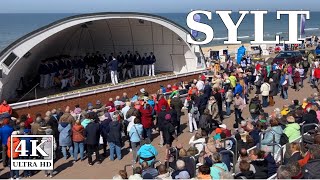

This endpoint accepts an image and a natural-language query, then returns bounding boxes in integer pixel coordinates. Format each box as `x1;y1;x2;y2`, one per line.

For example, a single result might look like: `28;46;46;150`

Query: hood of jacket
271;126;283;135
73;124;84;131
60;122;69;128
286;123;300;130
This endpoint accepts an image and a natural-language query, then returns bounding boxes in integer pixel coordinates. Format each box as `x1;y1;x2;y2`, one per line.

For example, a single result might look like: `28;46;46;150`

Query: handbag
133;125;146;145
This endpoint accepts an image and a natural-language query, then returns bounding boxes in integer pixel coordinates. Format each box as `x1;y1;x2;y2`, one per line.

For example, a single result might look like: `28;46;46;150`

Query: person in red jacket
293;69;301;91
313;66;320;92
139;103;153;140
156;95;169;113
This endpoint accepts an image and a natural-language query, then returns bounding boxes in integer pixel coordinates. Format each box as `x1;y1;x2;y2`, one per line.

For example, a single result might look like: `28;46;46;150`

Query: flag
300;14;306;36
191;13;201;38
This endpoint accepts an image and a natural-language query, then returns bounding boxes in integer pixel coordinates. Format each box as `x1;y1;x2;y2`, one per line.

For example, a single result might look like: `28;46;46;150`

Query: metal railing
301;123;319;134
219;149;236;174
17;83;40;102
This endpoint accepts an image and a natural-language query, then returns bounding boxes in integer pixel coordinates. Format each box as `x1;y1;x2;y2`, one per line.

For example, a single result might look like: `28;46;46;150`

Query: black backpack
279;133;289;145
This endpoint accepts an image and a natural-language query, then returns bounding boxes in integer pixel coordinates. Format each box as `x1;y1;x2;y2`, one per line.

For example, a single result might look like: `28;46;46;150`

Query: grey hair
176;160;185;170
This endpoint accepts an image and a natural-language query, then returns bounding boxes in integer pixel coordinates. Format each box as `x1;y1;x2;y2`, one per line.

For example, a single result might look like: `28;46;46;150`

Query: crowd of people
37;50;157;90
1;48;320;179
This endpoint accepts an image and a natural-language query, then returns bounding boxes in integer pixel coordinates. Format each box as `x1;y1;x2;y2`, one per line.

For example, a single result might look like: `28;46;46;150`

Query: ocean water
0;12;319;51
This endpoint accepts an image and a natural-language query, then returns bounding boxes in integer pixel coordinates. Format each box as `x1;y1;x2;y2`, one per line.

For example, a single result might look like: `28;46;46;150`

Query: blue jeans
225;102;231;116
262;96;269;107
109;142;122;161
282;89;288;99
73;142;84;161
143;128;152;140
61;146;73;159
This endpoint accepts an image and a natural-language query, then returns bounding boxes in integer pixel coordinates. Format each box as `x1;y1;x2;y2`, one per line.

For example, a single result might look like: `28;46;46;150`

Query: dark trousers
2;144;8;167
176;115;181;135
87;144;100;164
235;108;244;123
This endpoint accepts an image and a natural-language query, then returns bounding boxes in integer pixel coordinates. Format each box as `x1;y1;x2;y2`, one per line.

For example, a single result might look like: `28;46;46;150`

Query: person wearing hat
284;116;301;143
7;131;20;179
42;128;57;178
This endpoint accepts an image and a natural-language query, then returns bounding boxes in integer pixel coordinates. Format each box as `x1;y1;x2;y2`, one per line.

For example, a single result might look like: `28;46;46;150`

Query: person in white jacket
260;80;270;108
41;128;57;178
189;132;206;155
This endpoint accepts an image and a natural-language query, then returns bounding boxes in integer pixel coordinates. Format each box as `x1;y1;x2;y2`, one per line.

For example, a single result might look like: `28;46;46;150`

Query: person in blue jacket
137;138;158;166
20;129;33;177
108;57;119;85
234;82;243;97
0;118;13;167
129;118;144;163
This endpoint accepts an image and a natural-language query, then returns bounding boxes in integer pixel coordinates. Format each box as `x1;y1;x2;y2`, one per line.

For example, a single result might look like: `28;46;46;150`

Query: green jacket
284;123;301;142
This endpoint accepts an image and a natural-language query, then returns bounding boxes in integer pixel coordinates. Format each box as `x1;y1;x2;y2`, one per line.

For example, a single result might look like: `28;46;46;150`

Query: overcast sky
0;0;319;13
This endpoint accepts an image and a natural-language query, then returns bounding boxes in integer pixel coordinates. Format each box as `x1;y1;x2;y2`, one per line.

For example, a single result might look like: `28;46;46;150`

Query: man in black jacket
85;119;101;166
213;88;223;121
303;144;320;179
198;90;208;116
170;93;183;135
107;114;122;161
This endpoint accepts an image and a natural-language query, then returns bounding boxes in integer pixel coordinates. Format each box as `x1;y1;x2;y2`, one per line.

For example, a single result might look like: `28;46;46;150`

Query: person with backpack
249;94;262;120
187;95;199;133
210;152;229;180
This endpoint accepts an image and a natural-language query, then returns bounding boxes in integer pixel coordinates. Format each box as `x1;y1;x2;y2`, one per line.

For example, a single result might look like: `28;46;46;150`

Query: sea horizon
0;12;319;51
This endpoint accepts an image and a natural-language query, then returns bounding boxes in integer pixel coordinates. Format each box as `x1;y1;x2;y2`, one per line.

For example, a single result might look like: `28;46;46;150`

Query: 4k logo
11;135;54;170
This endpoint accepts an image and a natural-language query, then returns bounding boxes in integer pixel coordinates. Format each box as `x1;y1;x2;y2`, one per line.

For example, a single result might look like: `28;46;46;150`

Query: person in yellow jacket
229;73;237;89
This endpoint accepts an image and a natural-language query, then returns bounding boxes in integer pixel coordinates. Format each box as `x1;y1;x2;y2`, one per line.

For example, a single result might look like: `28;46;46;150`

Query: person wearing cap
284;116;301;143
41;128;57;178
219;124;231;138
148;52;156;77
7;131;20;179
0;118;13;167
108;56;119;85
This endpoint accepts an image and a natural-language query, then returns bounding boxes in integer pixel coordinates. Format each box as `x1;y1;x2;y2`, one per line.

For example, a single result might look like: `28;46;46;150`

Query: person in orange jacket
7;131;20;179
